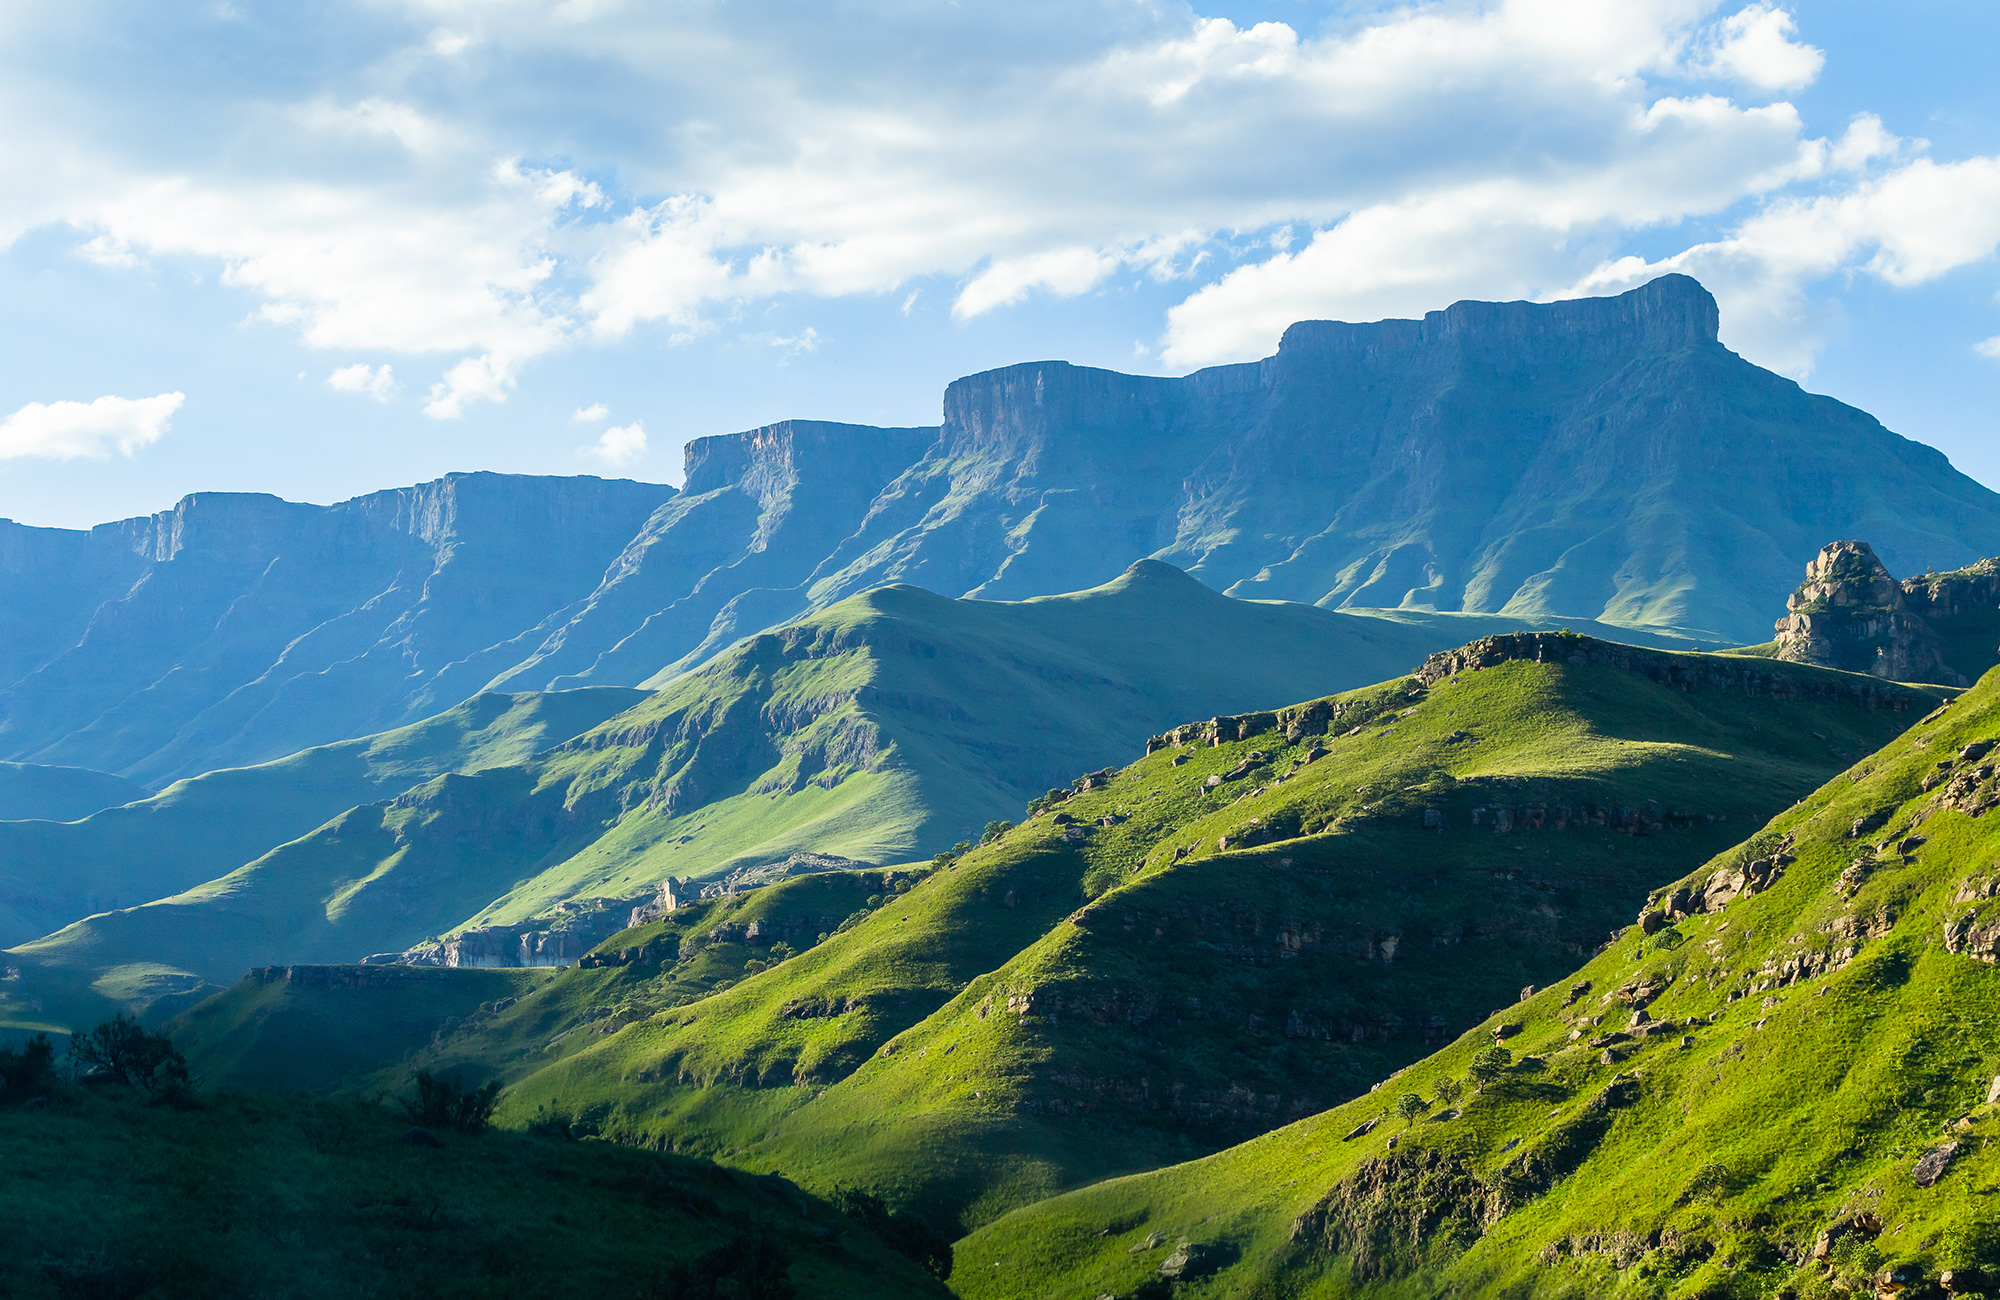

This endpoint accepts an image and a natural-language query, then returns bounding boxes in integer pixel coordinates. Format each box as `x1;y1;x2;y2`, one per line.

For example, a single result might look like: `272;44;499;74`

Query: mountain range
6;275;1998;791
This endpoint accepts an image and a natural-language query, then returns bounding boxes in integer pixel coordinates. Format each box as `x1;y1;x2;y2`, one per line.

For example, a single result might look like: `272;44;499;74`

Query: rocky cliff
0;473;672;784
1773;540;2000;685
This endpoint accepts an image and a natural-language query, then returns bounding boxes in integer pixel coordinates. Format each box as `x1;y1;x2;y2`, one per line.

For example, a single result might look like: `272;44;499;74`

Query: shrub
980;821;1014;845
402;1071;502;1134
0;1032;57;1109
951;841;973;857
831;1187;953;1280
67;1015;190;1100
1432;1076;1465;1107
767;942;795;963
742;959;769;975
930;851;957;870
1468;1045;1513;1092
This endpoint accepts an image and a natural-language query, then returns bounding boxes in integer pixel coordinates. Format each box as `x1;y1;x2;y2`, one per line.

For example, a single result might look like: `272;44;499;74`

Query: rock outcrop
1773;541;1964;684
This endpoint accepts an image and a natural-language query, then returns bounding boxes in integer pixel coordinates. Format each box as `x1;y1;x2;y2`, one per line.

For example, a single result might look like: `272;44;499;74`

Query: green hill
9;563;1633;1033
169;633;1945;1243
0;686;647;952
0;761;144;823
0;1084;948;1299
952;670;2000;1300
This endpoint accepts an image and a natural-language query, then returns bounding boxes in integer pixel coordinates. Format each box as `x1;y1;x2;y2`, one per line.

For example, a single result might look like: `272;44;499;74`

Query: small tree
1394;1092;1430;1128
1432;1075;1465;1108
67;1015;189;1098
980;820;1014;845
402;1071;501;1134
0;1032;57;1109
1468;1045;1513;1092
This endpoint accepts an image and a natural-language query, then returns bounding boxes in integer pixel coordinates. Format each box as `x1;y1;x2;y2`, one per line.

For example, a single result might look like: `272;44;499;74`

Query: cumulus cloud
1978;337;2000;361
0;392;184;460
586;421;646;468
571;402;608;422
425;353;516;419
328;363;396;400
4;0;1997;392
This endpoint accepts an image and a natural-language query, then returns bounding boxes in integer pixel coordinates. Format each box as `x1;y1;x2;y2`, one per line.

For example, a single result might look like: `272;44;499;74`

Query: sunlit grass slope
461;635;1944;1233
0;1087;948;1300
955;675;2000;1300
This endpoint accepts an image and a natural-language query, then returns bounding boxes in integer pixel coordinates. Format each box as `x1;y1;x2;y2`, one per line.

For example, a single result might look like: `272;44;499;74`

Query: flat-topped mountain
9;276;1999;785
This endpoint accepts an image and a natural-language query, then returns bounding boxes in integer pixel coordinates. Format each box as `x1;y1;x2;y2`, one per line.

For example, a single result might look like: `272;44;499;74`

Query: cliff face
0;473;673;783
11;276;2000;783
1772;540;2000;686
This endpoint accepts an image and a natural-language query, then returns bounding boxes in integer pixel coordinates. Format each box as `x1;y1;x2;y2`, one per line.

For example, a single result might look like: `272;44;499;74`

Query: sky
2;0;1998;531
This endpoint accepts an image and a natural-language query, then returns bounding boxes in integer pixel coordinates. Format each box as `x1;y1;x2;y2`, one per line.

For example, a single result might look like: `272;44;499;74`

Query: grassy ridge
953;678;2000;1300
279;636;1946;1237
0;761;143;823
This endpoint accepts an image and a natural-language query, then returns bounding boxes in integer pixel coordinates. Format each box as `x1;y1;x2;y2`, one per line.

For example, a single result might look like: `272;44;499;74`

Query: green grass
952;674;2000;1300
0;1085;949;1299
184;635;1947;1242
7;562;1606;1032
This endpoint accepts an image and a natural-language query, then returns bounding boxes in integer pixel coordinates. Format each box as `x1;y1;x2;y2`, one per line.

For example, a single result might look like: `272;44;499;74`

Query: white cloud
586;421;646;468
0;392;184;460
1694;5;1825;92
3;0;1995;396
1977;337;2000;361
425;353;516;419
327;363;397;400
571;402;608;422
743;326;820;359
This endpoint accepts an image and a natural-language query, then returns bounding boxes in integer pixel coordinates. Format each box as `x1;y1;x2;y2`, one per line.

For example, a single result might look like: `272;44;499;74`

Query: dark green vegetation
168;965;555;1094
953;673;2000;1300
10;278;2000;795
173;634;1948;1245
4;561;1599;1036
0;760;142;822
0;1083;949;1299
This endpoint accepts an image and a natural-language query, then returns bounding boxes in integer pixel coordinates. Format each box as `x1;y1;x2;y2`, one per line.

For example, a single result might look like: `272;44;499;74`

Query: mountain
6;561;1549;1031
952;667;2000;1300
10;277;2000;787
0;761;142;822
163;632;1945;1238
0;473;673;785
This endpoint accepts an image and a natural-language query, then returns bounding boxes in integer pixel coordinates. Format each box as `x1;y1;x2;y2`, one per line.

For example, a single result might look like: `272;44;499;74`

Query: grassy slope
0;686;646;951
0;1088;948;1300
166;965;557;1095
954;679;2000;1300
435;639;1944;1234
6;563;1542;1031
0;761;144;823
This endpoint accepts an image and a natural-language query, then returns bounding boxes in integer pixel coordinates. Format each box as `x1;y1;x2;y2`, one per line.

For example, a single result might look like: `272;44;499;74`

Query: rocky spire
1773;541;1965;685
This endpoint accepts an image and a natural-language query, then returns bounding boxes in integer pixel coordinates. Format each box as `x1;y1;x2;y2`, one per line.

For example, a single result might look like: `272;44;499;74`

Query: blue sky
1;0;1998;530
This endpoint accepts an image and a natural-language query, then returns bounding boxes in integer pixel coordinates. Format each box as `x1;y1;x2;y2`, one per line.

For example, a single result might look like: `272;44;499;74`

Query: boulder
1912;1141;1962;1188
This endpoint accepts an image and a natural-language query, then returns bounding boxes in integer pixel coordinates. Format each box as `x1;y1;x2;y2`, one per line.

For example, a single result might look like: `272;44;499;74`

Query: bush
1;1033;57;1109
67;1015;190;1100
767;942;795;963
1432;1076;1465;1107
1468;1045;1513;1092
831;1187;953;1280
402;1071;501;1134
980;821;1014;845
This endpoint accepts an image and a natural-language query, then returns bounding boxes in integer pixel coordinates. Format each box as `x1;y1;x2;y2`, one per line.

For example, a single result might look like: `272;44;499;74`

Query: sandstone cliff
1773;540;1988;685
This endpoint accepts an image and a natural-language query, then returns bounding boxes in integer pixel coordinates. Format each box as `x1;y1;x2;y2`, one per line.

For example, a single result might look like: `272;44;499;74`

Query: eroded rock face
1773;541;1963;685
